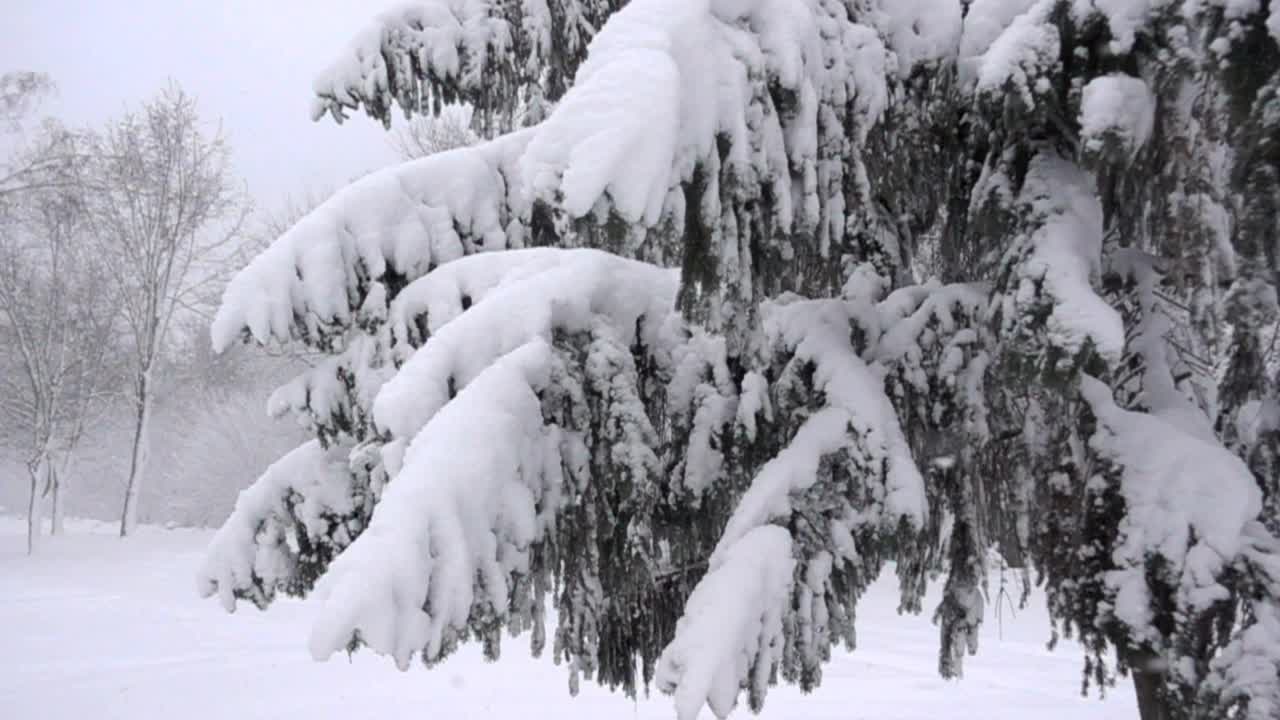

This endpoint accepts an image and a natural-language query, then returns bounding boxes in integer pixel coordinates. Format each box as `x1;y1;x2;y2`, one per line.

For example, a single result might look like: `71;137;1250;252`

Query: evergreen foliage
201;2;1280;718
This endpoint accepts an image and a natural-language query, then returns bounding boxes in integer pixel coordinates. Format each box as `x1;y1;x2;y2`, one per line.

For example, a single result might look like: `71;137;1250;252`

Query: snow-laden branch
720;295;927;551
656;526;794;720
311;0;520;127
197;440;368;612
998;153;1124;367
211;130;532;351
1080;376;1280;716
1080;376;1261;637
385;246;598;353
374;248;679;444
249;248;680;670
308;339;558;668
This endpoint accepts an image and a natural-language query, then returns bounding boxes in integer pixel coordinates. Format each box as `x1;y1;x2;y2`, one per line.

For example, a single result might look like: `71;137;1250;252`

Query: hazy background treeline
1;72;303;540
0;71;475;547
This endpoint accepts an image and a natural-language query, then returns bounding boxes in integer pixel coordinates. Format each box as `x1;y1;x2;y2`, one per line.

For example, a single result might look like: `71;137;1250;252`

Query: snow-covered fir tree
198;2;1280;719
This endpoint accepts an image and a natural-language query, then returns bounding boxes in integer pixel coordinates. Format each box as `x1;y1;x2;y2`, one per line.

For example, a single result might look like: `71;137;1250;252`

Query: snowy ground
1;517;1136;719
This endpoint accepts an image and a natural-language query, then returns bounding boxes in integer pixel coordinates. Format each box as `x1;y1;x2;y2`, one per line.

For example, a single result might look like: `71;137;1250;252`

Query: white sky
0;0;405;214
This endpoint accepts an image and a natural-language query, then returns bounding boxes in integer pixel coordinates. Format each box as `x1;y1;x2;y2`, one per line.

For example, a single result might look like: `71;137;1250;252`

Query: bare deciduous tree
84;84;249;536
389;103;478;161
0;71;53;134
0;128;118;553
0;73;83;208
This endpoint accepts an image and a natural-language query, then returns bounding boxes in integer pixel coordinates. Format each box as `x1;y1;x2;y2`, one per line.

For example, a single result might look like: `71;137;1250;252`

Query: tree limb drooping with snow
202;1;1280;719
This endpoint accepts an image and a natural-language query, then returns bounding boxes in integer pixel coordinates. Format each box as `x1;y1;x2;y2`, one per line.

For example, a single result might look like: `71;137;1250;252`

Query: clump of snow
972;0;1059;105
1233;398;1280;448
197;440;360;612
211;132;532;351
876;282;992;439
1078;376;1262;643
872;0;963;74
959;0;1040;85
735;371;773;442
1105;248;1214;438
668;330;737;495
1080;74;1156;159
656;525;795;720
520;3;682;225
1006;153;1125;364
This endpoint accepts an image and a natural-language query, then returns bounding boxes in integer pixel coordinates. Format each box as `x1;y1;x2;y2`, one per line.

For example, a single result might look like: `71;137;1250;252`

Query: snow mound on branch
197;440;359;612
386;247;573;351
521;0;686;225
1080;74;1156;158
1078;377;1262;639
959;0;1040;84
311;0;508;124
309;340;557;668
374;248;679;444
1010;154;1124;364
211;131;531;351
656;526;795;720
520;0;824;226
971;0;1058;104
308;0;899;269
872;0;963;73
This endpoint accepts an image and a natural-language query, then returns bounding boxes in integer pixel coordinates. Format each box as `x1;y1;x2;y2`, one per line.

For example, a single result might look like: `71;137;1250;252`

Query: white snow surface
2;516;1138;719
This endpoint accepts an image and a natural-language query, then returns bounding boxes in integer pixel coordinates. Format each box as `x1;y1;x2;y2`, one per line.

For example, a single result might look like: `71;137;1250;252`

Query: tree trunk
1130;652;1172;720
49;463;63;536
120;366;152;537
27;464;42;555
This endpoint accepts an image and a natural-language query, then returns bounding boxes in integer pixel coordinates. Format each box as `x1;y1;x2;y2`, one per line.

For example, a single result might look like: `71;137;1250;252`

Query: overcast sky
1;0;405;214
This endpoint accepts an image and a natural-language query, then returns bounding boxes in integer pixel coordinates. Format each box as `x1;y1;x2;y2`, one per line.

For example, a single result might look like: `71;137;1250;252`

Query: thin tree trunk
1130;652;1171;720
27;464;42;555
49;463;63;536
120;366;152;537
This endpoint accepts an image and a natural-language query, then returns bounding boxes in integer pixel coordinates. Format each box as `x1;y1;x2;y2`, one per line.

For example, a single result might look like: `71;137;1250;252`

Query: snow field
1;517;1136;719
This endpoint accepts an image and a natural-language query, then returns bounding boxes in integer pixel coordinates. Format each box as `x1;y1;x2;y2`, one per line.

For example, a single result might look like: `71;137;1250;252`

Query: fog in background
1;0;401;211
0;2;415;528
